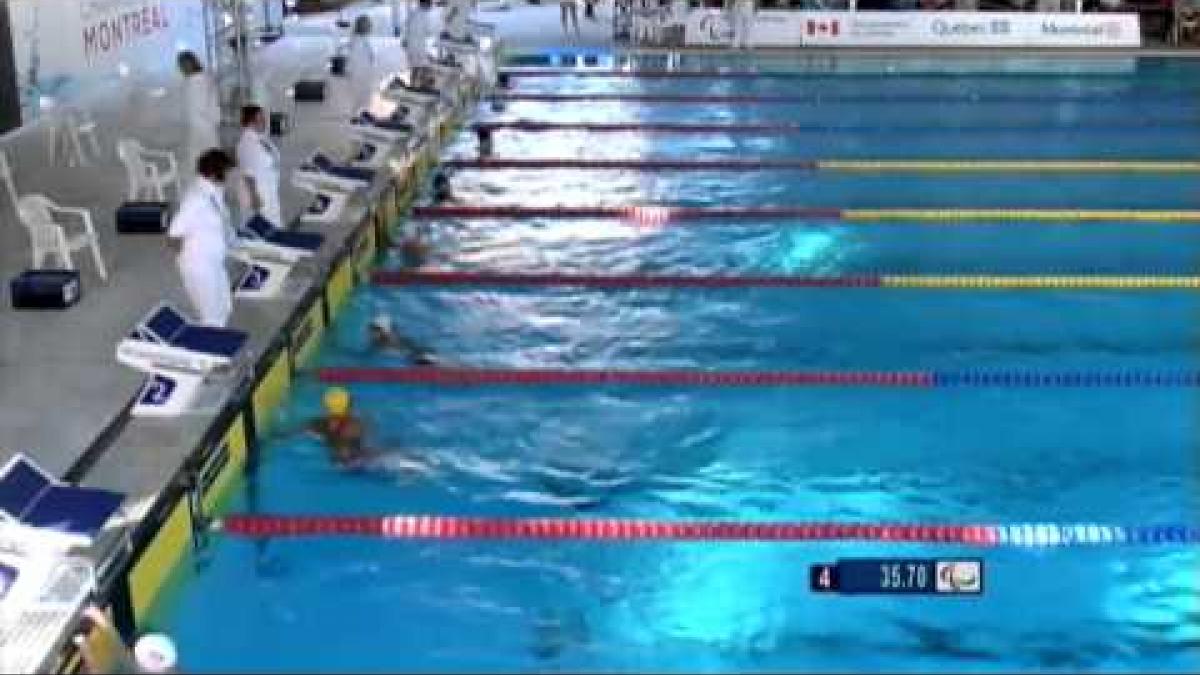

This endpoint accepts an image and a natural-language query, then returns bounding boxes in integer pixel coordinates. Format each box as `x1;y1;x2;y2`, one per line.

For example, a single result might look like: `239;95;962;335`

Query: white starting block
350;140;390;170
231;216;324;299
436;40;486;80
232;254;293;300
382;74;442;108
349;109;420;147
295;151;375;193
292;174;351;226
235;215;324;265
0;455;124;554
115;304;249;417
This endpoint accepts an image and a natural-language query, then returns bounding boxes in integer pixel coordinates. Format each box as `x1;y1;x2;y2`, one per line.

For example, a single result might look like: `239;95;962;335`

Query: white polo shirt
405;10;433;67
183;71;221;132
236;129;280;210
169;177;231;264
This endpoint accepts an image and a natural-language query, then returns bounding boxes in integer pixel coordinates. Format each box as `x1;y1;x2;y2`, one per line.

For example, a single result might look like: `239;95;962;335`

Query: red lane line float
317;367;935;387
216;517;1200;547
372;271;884;289
411;205;845;220
441;158;820;171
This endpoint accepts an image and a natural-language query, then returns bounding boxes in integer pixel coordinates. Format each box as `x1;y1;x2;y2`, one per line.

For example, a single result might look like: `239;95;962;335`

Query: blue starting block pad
355;111;416;134
310;153;376;185
242;215;324;253
0;455;123;547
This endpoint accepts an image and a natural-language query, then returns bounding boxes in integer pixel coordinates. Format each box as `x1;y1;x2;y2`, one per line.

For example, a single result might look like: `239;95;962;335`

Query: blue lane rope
932;371;1200;387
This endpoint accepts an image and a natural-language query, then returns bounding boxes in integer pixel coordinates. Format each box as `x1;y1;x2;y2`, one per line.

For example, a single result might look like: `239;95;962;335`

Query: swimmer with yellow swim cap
308;387;370;468
308;387;435;475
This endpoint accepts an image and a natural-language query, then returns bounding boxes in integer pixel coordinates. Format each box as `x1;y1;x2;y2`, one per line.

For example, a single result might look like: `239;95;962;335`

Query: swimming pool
154;54;1200;673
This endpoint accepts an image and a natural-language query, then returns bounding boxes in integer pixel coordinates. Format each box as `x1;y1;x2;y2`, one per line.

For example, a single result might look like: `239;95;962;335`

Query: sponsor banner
685;10;1141;48
9;0;206;120
687;10;797;46
823;56;1137;74
290;299;327;370
800;11;1141;47
252;349;292;439
128;497;192;624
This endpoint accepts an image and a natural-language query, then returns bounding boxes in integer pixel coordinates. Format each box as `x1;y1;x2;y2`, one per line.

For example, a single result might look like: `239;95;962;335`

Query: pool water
155;55;1200;673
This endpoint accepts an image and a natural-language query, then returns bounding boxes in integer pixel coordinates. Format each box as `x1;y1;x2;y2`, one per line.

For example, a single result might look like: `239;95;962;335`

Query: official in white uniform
351;14;378;60
444;0;474;41
560;0;581;37
236;105;282;229
405;0;435;78
177;52;222;172
731;0;754;49
670;0;690;46
168;150;237;327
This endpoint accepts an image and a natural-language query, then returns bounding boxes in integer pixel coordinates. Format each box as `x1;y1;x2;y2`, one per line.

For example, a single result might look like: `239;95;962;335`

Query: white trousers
186;123;221;175
260;183;283;230
732;11;753;48
178;254;232;327
240;174;284;229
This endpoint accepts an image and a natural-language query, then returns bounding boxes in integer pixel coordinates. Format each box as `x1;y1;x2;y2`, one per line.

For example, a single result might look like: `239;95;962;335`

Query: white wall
10;0;208;122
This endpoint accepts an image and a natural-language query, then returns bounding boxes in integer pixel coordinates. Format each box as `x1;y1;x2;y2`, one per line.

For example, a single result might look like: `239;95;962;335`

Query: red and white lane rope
215;516;1198;547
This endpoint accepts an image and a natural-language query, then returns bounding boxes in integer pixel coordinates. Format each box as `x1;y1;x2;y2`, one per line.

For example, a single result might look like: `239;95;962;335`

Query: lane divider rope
446;158;815;170
499;69;836;78
472;121;1200;134
372;271;1200;290
495;92;1196;105
316;367;1200;387
443;158;1200;173
497;69;1200;90
823;160;1200;173
412;205;1200;223
215;515;1200;547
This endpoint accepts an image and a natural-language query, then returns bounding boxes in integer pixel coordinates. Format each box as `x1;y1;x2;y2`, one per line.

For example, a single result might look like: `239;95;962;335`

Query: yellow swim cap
323;387;351;416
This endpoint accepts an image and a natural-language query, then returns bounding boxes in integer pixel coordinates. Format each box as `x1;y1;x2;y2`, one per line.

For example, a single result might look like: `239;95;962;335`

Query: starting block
292;175;351;227
116;304;249;418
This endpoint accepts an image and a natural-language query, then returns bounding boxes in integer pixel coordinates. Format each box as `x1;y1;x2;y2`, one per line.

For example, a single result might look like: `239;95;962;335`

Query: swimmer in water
308;388;435;475
308;387;371;468
368;313;439;366
395;230;431;269
432;172;458;205
475;127;493;157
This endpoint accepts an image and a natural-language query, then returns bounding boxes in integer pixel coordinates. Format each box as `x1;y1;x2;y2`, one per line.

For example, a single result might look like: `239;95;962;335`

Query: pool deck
0;0;1198;669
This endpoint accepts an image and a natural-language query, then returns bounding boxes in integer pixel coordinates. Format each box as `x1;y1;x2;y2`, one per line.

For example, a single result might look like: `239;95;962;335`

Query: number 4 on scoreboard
810;563;839;593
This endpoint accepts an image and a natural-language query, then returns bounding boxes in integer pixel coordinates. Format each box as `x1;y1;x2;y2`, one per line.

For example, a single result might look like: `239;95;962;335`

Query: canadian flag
806;20;840;36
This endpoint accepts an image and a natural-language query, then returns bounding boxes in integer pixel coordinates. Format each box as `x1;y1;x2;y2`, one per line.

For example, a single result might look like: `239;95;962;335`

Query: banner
9;0;207;121
686;10;1142;48
801;11;1142;47
688;10;797;46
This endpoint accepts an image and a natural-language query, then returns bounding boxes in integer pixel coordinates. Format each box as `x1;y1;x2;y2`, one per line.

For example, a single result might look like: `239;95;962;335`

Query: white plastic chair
1177;5;1199;44
0;151;20;213
634;7;668;44
48;107;102;167
16;194;108;282
116;139;181;202
66;107;102;165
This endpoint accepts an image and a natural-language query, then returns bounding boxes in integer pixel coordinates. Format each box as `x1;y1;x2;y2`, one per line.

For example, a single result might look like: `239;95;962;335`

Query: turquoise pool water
155;55;1200;672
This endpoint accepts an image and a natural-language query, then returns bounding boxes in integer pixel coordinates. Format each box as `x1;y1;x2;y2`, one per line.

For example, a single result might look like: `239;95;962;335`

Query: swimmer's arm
391;333;430;354
271;417;323;440
374;332;434;361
